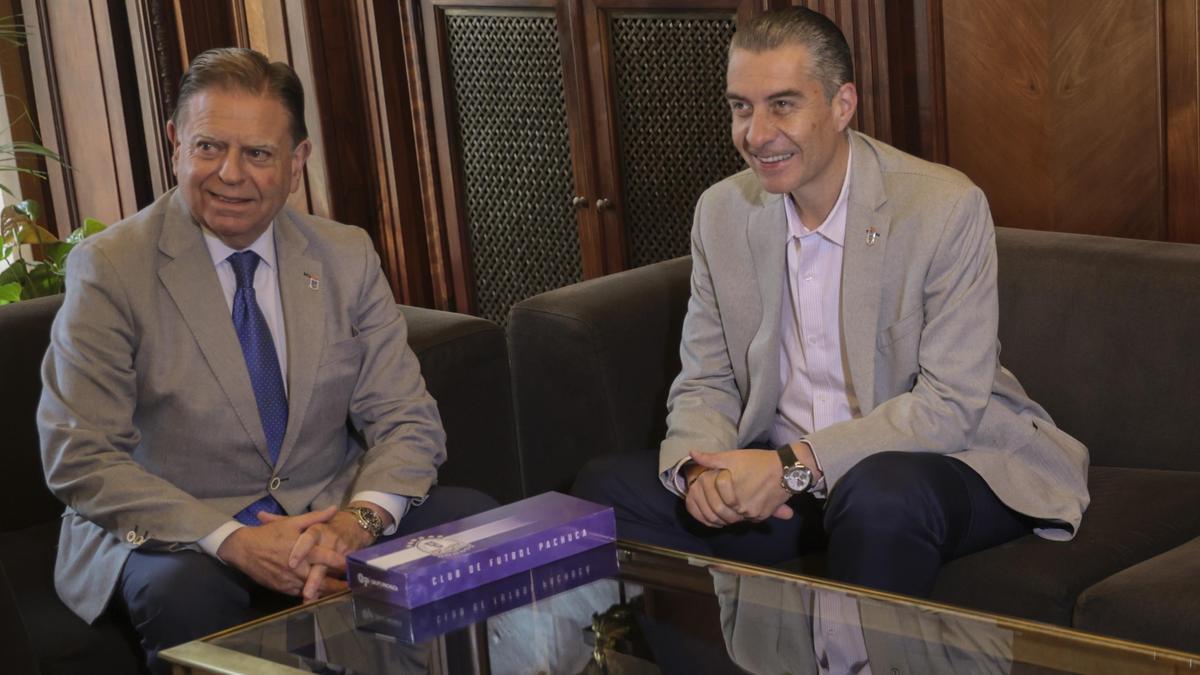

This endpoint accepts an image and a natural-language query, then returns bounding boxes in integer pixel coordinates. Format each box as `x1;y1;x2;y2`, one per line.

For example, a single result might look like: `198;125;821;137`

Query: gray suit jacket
39;189;445;622
660;132;1088;539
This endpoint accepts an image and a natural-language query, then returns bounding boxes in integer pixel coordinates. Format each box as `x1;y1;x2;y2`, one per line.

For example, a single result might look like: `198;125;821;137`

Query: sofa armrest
508;256;692;495
400;306;522;503
0;295;67;534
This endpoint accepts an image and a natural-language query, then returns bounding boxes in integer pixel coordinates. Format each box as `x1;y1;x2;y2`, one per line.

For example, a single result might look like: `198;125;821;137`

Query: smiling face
726;44;856;214
167;88;311;249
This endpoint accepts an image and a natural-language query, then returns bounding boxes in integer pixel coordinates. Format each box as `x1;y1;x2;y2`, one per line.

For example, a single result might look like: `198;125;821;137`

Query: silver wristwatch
343;506;385;538
776;444;814;494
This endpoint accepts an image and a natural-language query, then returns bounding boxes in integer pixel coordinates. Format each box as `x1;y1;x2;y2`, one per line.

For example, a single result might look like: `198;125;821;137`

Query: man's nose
744;109;776;148
218;152;245;183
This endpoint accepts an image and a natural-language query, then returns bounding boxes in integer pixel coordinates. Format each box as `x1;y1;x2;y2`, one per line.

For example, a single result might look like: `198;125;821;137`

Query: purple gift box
347;491;616;608
353;544;619;643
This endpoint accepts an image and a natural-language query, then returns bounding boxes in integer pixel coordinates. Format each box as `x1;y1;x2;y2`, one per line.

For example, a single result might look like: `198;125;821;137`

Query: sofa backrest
994;227;1200;471
0;296;522;536
509;227;1200;494
0;294;67;532
509;257;692;494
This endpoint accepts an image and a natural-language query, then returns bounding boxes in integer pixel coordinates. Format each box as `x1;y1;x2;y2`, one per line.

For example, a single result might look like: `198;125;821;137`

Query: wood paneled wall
10;0;1200;310
941;0;1200;242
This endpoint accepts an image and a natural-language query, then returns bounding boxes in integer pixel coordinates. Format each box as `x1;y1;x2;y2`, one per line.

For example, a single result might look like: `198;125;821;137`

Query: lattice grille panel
611;14;744;268
445;12;581;324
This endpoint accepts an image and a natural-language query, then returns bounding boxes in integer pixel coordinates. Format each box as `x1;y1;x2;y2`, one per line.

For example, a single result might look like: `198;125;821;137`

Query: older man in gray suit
38;48;492;672
575;7;1088;599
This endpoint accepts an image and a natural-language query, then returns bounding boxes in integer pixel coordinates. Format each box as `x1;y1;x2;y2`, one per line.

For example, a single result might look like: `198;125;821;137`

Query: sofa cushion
1073;536;1200;654
932;466;1200;626
0;522;145;674
402;306;522;503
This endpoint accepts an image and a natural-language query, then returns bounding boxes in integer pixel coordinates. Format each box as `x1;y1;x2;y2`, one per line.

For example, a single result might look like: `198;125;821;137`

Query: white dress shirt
197;224;406;558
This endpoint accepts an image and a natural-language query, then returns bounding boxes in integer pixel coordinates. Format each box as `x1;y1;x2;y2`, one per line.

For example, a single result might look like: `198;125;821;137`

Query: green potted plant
0;15;106;305
0;200;105;304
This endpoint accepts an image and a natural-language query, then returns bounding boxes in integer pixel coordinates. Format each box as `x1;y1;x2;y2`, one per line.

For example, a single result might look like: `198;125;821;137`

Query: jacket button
269;476;281;491
125;531;136;543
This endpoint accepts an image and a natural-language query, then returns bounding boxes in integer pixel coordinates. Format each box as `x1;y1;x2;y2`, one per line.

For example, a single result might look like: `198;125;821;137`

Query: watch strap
776;443;799;468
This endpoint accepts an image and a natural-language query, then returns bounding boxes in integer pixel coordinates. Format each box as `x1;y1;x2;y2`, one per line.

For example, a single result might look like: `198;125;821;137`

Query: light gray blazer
39;189;446;622
660;131;1088;539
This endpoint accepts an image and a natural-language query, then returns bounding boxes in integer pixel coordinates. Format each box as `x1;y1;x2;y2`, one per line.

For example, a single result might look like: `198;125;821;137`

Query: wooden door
416;0;596;323
580;0;759;274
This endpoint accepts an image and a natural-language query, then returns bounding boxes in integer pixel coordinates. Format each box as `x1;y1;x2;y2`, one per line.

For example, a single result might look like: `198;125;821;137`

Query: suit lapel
274;209;324;470
157;190;272;466
746;191;787;427
840;132;890;413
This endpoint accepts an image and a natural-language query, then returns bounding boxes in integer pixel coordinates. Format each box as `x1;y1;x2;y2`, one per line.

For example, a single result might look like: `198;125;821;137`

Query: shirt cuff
797;440;829;498
198;520;244;560
351;491;410;537
660;457;692;498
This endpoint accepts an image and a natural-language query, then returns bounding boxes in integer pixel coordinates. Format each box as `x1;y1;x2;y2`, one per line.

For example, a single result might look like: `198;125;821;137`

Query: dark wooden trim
0;0;54;224
1163;0;1200;243
23;0;78;236
353;0;434;307
911;0;947;163
401;1;454;310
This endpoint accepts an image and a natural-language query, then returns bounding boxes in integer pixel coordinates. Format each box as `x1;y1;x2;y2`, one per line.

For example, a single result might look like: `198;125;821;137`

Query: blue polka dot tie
228;251;289;525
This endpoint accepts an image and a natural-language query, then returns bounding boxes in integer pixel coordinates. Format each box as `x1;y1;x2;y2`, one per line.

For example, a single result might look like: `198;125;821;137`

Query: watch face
783;466;812;493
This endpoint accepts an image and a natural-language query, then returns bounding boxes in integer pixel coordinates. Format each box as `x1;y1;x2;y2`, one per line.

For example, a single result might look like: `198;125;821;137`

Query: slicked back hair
172;47;307;146
730;7;854;101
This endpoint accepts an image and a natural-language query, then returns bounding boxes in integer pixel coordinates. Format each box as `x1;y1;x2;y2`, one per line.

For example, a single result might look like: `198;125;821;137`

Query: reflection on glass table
162;541;1200;674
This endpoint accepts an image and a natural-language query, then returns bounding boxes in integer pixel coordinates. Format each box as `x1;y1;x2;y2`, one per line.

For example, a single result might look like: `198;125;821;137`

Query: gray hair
731;7;854;101
172;47;307;145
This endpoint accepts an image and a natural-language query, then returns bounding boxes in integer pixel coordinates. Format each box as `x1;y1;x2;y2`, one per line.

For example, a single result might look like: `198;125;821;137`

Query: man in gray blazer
38;48;492;672
575;7;1088;598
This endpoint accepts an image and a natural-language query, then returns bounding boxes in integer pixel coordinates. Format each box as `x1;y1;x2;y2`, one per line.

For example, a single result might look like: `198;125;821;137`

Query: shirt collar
784;141;853;247
203;223;279;272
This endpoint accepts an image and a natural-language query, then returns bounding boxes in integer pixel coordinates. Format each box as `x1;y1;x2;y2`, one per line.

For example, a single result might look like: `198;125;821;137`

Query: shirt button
807;336;817;345
269;476;282;491
804;274;815;282
125;531;137;543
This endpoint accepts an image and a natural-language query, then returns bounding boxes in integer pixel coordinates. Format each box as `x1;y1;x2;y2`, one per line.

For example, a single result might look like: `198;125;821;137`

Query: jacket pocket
876;307;924;352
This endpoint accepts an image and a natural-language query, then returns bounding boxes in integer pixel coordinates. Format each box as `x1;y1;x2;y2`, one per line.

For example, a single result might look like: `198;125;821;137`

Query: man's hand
263;501;394;601
216;506;338;597
688;448;795;524
684;461;743;527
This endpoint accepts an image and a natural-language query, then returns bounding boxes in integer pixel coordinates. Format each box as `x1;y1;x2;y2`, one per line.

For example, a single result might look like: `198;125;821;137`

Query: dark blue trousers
116;486;497;673
572;451;1030;598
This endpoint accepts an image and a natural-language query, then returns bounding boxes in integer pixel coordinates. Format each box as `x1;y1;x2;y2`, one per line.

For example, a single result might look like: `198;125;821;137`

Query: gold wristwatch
343;506;385;538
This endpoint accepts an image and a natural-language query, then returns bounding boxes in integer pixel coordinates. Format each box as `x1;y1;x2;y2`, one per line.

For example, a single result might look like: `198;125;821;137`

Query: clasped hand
684;448;795;528
218;506;379;602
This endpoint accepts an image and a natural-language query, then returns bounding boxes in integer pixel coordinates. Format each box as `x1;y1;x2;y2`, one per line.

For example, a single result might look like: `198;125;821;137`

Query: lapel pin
304;272;320;290
866;227;880;247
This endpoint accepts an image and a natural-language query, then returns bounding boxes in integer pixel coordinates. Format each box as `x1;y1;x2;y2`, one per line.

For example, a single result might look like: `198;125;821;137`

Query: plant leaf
67;217;107;244
14;199;40;221
9;221;58;245
23;261;62;298
0;281;21;305
43;240;72;267
82;217;107;237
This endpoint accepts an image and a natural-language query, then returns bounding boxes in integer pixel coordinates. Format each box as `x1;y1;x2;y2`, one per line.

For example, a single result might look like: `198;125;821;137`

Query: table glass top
161;541;1200;674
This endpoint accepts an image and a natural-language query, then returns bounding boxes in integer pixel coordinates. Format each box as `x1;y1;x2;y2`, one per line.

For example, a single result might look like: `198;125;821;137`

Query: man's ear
289;139;313;193
833;82;858;132
165;119;181;169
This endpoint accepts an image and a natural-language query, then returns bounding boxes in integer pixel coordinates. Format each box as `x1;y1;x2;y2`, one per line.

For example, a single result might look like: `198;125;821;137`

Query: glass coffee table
162;540;1199;674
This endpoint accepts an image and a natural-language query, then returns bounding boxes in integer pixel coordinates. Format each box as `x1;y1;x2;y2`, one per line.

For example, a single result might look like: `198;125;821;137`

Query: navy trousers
572;451;1031;598
116;486;497;673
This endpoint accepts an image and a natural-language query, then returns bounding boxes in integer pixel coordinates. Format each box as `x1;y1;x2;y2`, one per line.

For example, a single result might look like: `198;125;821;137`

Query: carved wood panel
943;0;1165;239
